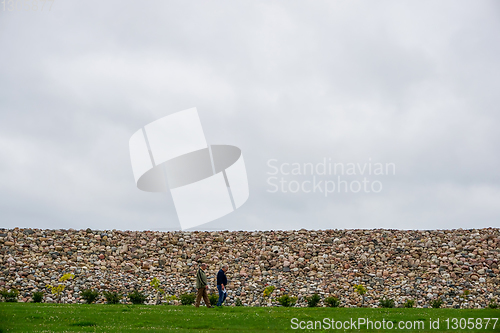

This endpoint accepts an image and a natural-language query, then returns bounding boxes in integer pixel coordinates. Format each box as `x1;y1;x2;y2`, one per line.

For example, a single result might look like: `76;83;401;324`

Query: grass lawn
0;303;499;332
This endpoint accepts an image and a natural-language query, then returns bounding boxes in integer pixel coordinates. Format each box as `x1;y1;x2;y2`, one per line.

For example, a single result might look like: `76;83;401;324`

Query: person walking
195;263;212;308
216;264;228;306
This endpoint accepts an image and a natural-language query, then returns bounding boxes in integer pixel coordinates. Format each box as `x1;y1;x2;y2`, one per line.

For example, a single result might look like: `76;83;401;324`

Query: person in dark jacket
216;265;228;306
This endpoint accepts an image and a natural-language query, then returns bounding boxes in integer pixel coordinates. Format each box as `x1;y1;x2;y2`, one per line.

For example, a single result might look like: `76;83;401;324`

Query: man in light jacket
195;263;212;308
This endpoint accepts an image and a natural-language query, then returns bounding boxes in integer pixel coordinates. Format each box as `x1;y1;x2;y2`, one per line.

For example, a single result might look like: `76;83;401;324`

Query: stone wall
1;228;499;307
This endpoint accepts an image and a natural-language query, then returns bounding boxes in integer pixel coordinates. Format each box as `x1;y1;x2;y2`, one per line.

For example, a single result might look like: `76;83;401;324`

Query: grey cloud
0;0;499;231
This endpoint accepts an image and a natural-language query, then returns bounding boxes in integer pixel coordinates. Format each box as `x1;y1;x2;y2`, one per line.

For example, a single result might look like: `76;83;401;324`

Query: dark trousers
216;284;227;306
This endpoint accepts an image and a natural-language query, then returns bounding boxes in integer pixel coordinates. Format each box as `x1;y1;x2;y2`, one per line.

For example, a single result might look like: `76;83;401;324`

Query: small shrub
1;289;19;302
32;291;44;303
325;296;340;307
129;290;147;305
353;284;367;295
263;285;275;298
277;294;297;307
379;298;395;308
488;300;498;309
164;294;178;305
306;293;321;307
354;284;367;305
403;299;415;308
209;292;219;306
179;293;195;305
103;291;122;304
459;289;470;307
149;277;165;305
80;289;99;304
431;298;444;308
46;273;74;303
235;298;243;306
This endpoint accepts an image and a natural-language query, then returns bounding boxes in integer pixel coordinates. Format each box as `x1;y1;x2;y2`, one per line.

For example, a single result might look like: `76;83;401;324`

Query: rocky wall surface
1;228;499;307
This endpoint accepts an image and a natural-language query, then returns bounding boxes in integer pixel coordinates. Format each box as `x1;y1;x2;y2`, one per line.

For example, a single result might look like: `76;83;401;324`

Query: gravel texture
1;227;499;308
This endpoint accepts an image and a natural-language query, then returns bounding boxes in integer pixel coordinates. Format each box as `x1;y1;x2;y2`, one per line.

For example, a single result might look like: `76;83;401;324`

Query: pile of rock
1;227;499;308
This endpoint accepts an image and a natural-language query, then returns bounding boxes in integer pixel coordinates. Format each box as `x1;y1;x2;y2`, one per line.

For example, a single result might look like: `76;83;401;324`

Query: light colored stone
0;227;497;308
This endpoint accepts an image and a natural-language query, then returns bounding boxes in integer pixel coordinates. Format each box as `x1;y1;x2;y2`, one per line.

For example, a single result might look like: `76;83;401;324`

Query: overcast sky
1;0;499;231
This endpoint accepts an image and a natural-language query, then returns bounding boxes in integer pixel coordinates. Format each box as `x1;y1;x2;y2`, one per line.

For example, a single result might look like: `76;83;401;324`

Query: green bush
1;289;19;302
324;296;340;307
353;284;366;296
403;299;415;308
32;291;44;303
306;293;321;307
80;289;99;304
164;294;178;305
235;298;243;306
103;291;122;304
277;294;297;307
488;300;498;309
129;290;147;305
431;298;443;308
263;285;275;298
379;298;395;308
179;293;195;305
208;292;218;306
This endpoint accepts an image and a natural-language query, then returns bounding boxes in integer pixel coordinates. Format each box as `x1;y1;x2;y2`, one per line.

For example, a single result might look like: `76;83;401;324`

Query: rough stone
0;227;498;308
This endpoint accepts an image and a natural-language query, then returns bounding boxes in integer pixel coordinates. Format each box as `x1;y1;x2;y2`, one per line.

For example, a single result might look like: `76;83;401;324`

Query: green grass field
0;303;499;332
